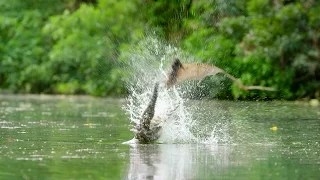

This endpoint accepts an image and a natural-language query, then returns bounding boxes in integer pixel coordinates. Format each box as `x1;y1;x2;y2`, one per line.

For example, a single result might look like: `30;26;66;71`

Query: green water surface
0;95;319;180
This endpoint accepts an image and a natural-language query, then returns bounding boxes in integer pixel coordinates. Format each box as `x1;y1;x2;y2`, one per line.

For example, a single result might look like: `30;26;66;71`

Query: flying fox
166;58;276;91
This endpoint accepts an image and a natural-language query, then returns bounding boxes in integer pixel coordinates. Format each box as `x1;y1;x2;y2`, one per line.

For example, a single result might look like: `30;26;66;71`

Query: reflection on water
0;95;320;179
127;144;233;180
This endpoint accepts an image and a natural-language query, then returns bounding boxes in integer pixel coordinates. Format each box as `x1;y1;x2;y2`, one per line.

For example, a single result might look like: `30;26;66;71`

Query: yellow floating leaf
84;123;93;127
270;126;277;131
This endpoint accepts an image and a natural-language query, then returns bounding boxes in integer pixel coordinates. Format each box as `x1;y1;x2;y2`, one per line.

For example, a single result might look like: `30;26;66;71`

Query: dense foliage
0;0;319;99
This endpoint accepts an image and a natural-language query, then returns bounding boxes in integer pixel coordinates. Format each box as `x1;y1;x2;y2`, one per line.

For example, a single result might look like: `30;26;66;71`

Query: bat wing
166;59;276;91
166;59;223;87
176;63;223;82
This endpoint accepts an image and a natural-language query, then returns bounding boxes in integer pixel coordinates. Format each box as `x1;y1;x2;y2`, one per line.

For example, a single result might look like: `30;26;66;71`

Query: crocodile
134;83;162;143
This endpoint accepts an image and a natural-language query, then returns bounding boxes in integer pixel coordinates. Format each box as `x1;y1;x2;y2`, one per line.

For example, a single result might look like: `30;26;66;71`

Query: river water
0;95;319;179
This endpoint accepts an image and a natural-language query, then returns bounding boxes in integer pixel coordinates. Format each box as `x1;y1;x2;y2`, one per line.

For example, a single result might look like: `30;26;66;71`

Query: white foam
122;36;229;144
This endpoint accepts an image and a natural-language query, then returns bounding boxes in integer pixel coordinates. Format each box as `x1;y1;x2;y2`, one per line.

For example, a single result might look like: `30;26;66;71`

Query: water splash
122;37;229;144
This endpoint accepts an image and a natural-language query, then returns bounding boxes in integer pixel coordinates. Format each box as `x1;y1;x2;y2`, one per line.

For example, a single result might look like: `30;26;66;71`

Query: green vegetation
0;0;319;99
